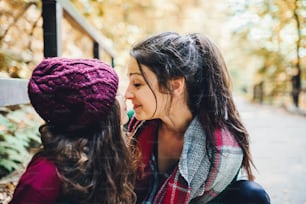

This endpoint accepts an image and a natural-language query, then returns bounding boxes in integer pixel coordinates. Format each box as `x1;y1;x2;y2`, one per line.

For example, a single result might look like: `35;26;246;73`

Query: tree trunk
292;0;301;107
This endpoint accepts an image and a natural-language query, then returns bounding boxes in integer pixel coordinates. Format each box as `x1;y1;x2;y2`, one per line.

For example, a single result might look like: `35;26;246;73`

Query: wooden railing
0;0;115;107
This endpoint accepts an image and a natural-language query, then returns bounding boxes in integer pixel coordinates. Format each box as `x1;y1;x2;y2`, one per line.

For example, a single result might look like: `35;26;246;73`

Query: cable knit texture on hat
28;57;118;127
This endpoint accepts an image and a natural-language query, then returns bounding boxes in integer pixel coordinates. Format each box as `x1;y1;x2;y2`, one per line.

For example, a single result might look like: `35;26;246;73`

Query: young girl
125;32;270;203
10;57;135;204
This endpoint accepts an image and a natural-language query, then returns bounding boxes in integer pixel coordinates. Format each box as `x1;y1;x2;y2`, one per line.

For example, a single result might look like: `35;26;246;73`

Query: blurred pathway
234;96;306;204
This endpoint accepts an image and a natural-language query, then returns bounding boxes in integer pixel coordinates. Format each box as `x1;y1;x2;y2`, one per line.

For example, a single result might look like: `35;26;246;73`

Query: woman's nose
124;88;133;100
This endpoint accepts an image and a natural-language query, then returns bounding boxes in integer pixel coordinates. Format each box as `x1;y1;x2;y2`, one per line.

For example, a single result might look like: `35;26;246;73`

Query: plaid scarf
128;117;243;204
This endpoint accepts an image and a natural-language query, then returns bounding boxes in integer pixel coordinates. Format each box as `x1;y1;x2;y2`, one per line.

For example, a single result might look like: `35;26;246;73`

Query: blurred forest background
0;0;305;201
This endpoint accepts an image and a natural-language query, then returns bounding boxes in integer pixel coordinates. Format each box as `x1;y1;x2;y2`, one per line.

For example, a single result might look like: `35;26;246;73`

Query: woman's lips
133;104;141;110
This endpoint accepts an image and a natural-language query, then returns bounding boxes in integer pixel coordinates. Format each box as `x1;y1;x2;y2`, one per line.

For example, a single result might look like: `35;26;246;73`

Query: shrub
0;105;42;178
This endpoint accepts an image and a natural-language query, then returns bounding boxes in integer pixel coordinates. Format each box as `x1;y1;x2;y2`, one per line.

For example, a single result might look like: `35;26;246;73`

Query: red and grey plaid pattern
129;118;242;204
153;166;190;203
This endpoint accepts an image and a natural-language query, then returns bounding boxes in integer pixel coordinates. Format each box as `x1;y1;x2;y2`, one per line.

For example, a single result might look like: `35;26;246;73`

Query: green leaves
0;105;42;177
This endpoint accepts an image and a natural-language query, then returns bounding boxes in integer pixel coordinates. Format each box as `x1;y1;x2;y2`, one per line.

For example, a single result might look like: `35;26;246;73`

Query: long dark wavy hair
130;32;255;180
36;100;136;203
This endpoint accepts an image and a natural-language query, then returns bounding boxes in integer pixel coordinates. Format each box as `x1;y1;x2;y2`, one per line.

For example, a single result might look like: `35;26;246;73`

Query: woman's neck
160;104;193;136
157;105;192;174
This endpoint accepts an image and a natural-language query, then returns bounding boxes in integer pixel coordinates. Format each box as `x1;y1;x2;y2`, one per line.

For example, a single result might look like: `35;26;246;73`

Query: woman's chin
134;114;141;121
133;112;145;121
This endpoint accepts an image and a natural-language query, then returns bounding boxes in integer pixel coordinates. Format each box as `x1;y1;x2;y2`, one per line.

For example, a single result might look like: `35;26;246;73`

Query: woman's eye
133;83;142;88
130;78;144;88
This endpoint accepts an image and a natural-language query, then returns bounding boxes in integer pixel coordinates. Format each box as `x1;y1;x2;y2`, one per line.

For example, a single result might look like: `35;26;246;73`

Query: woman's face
125;58;169;121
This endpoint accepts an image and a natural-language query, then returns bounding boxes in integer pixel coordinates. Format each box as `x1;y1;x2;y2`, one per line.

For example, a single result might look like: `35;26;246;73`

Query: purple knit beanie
28;57;119;127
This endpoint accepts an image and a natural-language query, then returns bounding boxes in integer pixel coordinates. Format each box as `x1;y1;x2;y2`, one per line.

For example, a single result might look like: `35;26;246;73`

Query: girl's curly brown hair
37;101;136;204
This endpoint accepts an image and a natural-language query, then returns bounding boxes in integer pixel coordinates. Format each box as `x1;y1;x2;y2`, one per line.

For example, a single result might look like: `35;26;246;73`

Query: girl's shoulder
10;155;61;203
27;155;59;178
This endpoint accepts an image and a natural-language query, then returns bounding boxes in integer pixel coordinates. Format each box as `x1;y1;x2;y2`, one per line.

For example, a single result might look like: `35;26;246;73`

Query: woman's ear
170;77;185;96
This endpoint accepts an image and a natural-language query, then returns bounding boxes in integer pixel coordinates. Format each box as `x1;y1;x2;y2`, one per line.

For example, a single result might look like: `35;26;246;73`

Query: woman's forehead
128;58;155;79
128;58;141;75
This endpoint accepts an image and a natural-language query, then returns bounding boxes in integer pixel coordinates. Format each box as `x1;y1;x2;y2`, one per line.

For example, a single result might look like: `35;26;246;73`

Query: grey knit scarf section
178;117;243;203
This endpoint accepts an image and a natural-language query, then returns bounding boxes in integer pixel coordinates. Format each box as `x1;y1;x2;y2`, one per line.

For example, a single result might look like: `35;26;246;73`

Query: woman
10;58;135;204
125;32;270;203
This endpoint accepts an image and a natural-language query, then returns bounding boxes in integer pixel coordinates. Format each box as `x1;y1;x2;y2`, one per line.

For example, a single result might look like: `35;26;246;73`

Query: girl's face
125;58;169;121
